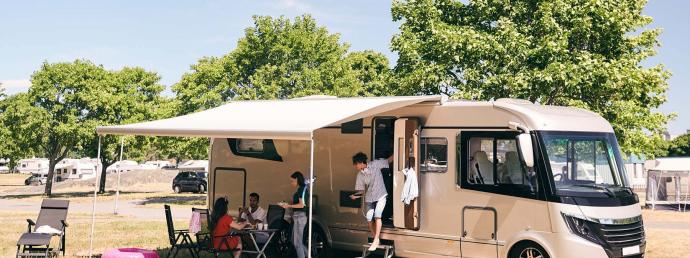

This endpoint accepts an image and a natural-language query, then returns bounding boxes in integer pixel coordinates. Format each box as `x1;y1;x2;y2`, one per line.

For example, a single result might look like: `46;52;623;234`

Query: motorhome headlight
562;213;602;245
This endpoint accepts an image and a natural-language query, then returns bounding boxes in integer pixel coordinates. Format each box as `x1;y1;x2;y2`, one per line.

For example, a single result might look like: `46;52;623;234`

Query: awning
96;95;442;140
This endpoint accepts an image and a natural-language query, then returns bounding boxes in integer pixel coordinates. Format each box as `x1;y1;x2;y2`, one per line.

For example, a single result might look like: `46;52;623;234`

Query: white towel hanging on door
401;167;418;205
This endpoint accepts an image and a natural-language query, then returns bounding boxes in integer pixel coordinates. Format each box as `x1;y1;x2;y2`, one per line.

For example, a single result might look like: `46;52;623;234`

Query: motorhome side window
420;137;448;173
237;139;264;153
227;138;284;162
461;132;537;197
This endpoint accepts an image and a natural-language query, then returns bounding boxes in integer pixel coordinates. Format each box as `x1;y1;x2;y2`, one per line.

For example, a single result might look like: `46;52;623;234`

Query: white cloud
0;79;32;94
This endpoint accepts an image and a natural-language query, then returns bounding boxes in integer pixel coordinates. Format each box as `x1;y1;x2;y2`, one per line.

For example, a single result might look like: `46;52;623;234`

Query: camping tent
90;95;443;257
646;157;690;211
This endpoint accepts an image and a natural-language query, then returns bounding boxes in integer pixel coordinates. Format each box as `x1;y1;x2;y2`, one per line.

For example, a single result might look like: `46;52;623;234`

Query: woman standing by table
280;171;309;258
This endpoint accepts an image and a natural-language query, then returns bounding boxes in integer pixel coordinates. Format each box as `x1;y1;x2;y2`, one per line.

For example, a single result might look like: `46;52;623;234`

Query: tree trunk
44;159;57;197
98;159;113;194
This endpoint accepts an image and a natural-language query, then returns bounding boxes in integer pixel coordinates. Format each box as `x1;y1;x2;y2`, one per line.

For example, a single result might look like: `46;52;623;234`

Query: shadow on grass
138;195;206;206
0;190;159;200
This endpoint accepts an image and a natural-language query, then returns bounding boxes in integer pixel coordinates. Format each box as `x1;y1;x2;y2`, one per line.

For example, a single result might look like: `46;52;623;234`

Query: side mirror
518;133;534;168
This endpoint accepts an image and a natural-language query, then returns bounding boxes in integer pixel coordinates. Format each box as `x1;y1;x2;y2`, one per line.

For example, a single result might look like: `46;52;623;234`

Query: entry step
361;243;394;258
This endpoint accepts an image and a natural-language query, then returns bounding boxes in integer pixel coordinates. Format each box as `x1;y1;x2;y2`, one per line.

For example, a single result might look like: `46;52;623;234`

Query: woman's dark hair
352;152;368;165
210;197;229;230
291;171;305;187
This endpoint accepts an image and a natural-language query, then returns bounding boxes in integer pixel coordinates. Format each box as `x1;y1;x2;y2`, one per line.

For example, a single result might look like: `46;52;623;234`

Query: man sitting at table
240;192;268;243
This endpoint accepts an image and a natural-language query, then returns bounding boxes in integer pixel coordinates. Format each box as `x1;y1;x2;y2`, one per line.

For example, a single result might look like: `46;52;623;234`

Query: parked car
172;171;207;193
25;174;48;185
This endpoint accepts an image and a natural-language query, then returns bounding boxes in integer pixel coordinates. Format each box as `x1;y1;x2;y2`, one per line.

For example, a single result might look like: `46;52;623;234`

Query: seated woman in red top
210;197;248;258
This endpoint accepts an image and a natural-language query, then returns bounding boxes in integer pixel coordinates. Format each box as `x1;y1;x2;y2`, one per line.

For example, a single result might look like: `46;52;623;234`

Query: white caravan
0;158;10;173
144;160;174;169
105;160;140;173
16;158;49;175
178;160;209;173
54;158;100;181
97;96;644;258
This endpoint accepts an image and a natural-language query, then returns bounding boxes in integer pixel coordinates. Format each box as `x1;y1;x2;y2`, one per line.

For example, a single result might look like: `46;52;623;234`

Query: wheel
509;241;549;258
173;185;181;193
197;184;206;193
270;220;295;258
305;224;331;258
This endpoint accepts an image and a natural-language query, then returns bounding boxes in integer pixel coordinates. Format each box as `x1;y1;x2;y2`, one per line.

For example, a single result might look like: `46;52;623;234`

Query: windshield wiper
570;184;615;197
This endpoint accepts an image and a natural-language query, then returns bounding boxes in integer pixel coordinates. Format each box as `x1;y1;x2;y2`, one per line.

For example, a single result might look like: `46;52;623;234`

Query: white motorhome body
97;96;644;258
178;160;209;172
0;158;10;173
106;160;141;173
54;158;100;181
16;158;49;175
144;160;173;169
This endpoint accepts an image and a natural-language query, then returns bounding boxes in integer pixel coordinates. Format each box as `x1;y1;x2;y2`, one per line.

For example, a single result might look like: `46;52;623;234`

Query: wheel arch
503;231;554;258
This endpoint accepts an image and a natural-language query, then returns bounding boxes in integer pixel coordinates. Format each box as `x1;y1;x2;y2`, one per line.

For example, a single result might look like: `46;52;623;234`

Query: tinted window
228;139;283;162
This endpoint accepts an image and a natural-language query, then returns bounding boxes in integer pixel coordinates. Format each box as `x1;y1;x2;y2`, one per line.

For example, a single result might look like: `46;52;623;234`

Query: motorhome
178;160;209;173
0;158;10;173
54;158;100;181
106;160;140;173
16;158;49;175
144;160;174;169
97;96;644;258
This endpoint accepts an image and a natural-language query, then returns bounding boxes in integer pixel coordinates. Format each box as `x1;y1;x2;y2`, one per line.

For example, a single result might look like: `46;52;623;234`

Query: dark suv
172;171;208;193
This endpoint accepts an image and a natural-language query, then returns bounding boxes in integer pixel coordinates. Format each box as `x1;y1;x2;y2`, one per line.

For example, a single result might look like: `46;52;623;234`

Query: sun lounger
16;199;69;258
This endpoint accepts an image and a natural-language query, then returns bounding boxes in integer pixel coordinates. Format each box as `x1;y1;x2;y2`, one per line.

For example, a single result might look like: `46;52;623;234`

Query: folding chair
265;205;292;257
164;205;198;258
193;208;243;257
16;199;69;258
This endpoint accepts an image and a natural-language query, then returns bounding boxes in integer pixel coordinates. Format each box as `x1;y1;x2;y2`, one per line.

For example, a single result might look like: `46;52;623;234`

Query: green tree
667;134;690;157
174;14;392;111
21;60;165;196
82;67;166;193
0;93;43;169
391;0;673;157
172;14;392;157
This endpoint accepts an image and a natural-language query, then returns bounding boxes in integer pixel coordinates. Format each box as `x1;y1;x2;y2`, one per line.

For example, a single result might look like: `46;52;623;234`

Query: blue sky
1;0;687;134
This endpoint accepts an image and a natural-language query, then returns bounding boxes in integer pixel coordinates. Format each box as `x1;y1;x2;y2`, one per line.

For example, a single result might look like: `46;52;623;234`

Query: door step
361;243;394;258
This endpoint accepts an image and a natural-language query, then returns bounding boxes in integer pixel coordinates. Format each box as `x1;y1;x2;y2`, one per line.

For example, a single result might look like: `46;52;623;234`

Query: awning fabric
96;95;442;140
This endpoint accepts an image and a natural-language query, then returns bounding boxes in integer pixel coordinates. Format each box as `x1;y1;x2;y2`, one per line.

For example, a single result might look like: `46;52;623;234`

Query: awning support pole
114;136;123;215
307;135;314;258
88;136;102;258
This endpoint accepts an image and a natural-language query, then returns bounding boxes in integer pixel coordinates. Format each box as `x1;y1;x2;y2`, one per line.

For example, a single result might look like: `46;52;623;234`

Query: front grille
597;221;645;248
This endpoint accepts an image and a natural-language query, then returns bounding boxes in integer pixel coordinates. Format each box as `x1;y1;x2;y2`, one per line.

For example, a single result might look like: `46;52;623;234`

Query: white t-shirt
240;206;267;224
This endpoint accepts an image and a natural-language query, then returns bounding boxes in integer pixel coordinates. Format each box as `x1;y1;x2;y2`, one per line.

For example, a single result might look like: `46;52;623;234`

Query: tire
509;241;550;258
173;185;181;193
305;224;331;258
197;184;206;193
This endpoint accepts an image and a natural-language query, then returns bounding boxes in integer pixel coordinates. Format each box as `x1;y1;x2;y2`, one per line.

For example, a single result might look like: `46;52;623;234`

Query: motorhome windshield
539;131;629;196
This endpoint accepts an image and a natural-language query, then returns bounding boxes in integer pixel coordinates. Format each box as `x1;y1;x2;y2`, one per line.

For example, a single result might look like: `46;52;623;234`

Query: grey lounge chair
16;199;69;258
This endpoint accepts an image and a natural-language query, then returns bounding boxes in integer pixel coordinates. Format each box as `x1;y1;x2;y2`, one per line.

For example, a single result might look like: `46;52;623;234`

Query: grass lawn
0;173;28;191
0;211;190;258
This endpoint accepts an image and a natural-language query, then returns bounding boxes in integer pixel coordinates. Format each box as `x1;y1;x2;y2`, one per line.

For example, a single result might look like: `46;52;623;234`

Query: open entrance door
393;118;421;230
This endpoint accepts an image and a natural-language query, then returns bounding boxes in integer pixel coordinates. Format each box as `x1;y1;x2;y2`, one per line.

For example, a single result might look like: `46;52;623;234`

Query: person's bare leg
368;221;375;240
234;242;242;258
374;218;382;240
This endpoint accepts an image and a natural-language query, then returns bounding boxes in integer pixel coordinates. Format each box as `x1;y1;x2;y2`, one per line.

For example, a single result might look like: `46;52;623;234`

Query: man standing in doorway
350;152;393;251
